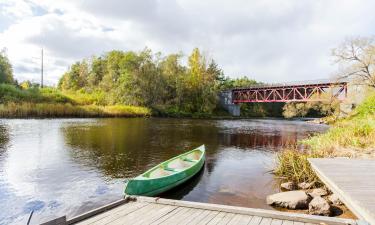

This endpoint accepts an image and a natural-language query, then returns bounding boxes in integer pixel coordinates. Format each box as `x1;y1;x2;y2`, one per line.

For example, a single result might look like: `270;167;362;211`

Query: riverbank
268;91;375;217
0;84;151;117
0;102;151;118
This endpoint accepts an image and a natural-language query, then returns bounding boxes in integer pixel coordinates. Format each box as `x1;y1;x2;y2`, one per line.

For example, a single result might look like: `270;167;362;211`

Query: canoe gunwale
132;145;205;181
124;145;206;196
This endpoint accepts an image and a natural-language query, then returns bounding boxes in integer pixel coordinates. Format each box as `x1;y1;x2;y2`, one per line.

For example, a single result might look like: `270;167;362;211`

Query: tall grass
275;92;375;183
0;102;151;118
0;84;151;117
274;148;324;185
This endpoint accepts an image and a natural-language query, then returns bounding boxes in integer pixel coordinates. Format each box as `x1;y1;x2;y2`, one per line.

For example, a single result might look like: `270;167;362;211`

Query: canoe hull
124;145;205;196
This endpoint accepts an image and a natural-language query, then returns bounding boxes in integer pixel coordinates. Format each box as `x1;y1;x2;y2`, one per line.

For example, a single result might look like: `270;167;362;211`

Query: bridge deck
309;158;375;225
44;196;358;225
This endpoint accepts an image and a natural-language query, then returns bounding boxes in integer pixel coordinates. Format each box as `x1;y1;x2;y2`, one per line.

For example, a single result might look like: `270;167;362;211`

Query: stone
308;188;328;198
298;181;315;189
308;196;332;216
280;182;297;191
328;194;343;205
266;191;311;209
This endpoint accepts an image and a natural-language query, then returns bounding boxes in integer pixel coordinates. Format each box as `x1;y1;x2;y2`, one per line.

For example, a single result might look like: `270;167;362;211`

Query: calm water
0;118;327;224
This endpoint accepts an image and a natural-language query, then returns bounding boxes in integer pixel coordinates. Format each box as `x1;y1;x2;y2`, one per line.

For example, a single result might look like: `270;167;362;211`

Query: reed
274;148;323;185
0;102;151;118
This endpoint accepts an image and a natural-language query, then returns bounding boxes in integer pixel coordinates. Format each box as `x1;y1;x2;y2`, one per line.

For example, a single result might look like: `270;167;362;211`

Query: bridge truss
232;81;348;103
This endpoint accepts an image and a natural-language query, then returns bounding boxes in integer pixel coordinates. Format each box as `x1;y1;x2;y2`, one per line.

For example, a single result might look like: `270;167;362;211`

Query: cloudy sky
0;0;374;85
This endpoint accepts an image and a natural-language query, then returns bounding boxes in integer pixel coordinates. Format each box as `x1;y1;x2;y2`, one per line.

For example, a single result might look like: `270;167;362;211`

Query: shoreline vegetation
269;92;375;217
275;92;375;184
0;84;151;118
1;48;334;118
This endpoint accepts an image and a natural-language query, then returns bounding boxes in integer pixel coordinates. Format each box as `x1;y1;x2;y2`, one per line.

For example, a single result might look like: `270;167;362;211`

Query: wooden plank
270;219;283;225
133;204;178;225
186;209;214;225
227;214;246;225
108;203;166;225
67;198;129;224
162;207;199;225
136;197;356;225
195;210;220;225
217;213;235;225
248;216;262;225
309;158;375;225
157;207;193;225
179;209;205;225
76;202;149;225
85;202;149;225
149;207;184;225
234;214;253;225
293;222;304;225
259;218;272;225
207;212;227;225
281;221;293;225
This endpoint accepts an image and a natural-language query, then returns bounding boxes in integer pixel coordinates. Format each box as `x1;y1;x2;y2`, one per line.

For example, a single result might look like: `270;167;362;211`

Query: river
0;118;327;224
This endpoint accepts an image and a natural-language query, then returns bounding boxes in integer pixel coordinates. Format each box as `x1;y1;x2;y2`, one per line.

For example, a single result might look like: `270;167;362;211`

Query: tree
332;37;375;88
0;49;14;84
282;93;340;119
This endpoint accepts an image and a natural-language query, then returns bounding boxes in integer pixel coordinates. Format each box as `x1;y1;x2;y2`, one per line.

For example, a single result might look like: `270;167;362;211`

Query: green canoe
124;145;205;196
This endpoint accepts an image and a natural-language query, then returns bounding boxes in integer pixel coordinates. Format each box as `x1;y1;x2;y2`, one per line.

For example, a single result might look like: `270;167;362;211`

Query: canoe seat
184;151;201;161
182;158;197;162
148;167;174;178
164;167;176;172
168;158;194;170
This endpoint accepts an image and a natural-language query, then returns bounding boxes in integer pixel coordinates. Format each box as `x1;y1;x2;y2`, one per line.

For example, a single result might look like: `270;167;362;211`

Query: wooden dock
309;158;375;225
42;196;358;225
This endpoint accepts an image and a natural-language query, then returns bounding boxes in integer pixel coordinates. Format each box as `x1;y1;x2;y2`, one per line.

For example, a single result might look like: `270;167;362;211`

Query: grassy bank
0;102;151;118
0;84;151;118
274;92;375;184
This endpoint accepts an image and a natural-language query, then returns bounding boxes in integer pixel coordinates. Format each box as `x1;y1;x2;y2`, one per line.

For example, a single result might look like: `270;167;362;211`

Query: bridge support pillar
219;91;240;116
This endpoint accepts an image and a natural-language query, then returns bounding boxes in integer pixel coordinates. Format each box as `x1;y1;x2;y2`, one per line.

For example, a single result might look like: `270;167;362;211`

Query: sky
0;0;374;86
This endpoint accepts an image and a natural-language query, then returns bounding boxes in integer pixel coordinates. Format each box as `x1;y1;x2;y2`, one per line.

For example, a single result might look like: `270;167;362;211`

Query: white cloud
0;0;375;85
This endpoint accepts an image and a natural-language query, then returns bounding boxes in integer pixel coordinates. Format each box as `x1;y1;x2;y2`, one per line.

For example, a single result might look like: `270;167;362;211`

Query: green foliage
219;76;257;89
0;83;71;104
58;48;223;115
304;92;375;151
282;94;340;119
0;50;14;84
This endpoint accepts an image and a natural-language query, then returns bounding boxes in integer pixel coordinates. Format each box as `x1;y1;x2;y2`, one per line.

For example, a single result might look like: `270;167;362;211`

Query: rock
280;182;297;191
266;191;311;209
328;194;343;205
308;188;328;198
298;181;315;189
308;196;332;216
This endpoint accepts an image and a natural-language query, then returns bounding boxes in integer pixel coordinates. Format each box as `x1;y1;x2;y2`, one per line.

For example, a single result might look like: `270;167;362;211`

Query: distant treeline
1;47;328;118
58;48;288;117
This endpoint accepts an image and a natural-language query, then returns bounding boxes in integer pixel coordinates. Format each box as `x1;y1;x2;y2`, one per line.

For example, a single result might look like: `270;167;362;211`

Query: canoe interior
143;149;203;179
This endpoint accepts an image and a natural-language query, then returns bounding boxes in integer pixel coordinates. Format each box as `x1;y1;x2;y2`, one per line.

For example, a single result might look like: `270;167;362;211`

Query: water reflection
0;123;9;150
0;118;327;224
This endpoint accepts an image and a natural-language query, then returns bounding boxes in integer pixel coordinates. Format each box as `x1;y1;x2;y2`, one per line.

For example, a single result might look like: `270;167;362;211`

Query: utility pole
41;48;44;88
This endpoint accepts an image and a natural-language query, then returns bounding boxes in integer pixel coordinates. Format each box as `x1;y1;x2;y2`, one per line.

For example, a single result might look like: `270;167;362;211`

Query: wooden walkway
43;196;358;225
309;158;375;225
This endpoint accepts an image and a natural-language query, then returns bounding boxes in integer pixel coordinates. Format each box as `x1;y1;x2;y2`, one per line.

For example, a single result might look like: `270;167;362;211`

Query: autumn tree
0;49;13;84
332;37;375;88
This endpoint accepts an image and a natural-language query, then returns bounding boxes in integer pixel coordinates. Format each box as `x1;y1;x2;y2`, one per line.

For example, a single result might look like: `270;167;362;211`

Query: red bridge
232;80;348;103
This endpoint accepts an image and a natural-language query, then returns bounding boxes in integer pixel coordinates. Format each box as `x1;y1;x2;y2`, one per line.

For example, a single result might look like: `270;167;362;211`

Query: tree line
58;48;266;115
